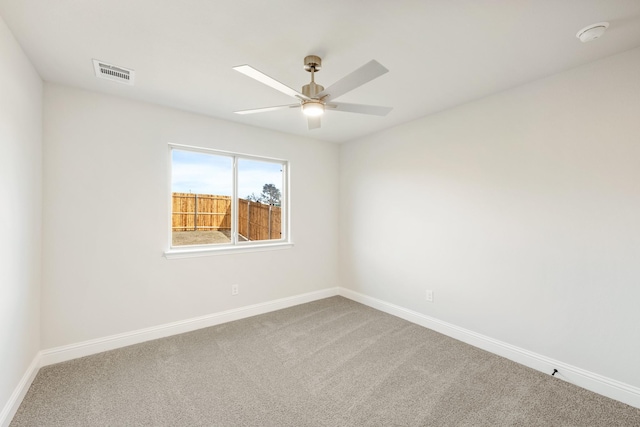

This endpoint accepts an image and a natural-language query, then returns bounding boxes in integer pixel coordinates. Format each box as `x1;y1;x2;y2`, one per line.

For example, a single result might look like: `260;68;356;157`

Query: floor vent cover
92;59;135;85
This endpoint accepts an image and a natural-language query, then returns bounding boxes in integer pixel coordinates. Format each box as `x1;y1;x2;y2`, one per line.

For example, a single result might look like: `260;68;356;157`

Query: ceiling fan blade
316;60;389;102
234;104;299;115
233;65;311;101
327;102;393;116
308;116;321;130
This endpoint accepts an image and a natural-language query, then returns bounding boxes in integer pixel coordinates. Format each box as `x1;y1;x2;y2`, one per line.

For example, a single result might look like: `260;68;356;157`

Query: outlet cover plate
426;290;434;302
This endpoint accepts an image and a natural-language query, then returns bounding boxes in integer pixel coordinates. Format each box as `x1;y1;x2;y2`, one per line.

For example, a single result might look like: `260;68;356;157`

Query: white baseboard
6;285;636;427
3;287;338;426
0;353;41;427
41;287;339;367
338;287;640;409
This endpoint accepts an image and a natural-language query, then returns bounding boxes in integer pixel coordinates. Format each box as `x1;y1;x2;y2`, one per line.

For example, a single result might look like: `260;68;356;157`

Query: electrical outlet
231;284;239;296
426;290;434;302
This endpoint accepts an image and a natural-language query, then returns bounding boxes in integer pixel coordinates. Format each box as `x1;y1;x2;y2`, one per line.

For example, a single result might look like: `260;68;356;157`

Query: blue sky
171;149;283;198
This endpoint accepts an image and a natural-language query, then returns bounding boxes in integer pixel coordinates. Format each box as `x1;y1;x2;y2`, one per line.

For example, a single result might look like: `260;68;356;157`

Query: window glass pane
171;149;232;246
238;158;283;242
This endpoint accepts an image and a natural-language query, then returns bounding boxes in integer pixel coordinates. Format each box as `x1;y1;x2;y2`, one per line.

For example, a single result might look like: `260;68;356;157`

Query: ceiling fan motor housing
302;82;324;98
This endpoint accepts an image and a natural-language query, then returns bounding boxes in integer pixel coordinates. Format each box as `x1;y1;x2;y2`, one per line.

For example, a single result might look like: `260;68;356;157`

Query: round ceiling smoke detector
576;22;609;43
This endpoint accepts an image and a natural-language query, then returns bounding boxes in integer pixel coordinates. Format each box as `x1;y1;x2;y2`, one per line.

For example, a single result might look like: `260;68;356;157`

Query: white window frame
164;144;293;259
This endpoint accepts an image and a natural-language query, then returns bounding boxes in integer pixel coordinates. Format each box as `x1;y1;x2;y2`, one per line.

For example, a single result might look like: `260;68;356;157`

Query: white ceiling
1;0;640;143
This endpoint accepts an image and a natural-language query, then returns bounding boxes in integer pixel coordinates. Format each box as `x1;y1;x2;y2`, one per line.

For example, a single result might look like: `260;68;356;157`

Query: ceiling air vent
92;59;135;85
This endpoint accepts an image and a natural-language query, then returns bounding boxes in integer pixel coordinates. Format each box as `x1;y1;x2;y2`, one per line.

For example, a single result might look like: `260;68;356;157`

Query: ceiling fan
233;55;392;130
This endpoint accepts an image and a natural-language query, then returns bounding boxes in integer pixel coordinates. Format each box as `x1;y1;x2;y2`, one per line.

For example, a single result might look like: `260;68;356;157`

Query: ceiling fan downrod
302;55;324;98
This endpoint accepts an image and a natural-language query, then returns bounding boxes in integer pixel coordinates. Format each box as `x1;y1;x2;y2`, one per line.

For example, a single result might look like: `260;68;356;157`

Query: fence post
194;194;198;231
268;205;272;239
247;200;251;241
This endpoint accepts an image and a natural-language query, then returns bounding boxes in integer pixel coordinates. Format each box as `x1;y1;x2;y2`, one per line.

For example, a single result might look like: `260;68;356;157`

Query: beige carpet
11;296;640;426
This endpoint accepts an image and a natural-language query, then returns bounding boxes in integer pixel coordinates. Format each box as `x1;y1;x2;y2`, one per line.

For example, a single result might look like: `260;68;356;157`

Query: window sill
163;242;294;259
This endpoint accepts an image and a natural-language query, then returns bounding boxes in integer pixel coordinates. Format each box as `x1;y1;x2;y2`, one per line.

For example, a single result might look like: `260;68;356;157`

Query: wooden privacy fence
172;193;231;231
238;198;282;241
172;192;281;241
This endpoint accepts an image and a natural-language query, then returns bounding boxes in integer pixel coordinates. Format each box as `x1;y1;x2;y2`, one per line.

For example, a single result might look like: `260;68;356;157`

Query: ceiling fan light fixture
302;101;324;117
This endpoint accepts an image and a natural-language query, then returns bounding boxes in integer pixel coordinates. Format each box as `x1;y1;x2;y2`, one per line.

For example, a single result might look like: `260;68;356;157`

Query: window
166;144;290;257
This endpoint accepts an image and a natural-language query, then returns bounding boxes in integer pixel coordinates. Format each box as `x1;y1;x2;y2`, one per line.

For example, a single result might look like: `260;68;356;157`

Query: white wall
340;47;640;389
42;84;339;349
0;14;42;415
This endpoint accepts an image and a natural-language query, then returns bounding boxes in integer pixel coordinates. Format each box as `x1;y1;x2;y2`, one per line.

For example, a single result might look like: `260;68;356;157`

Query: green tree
260;183;281;206
246;183;281;206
